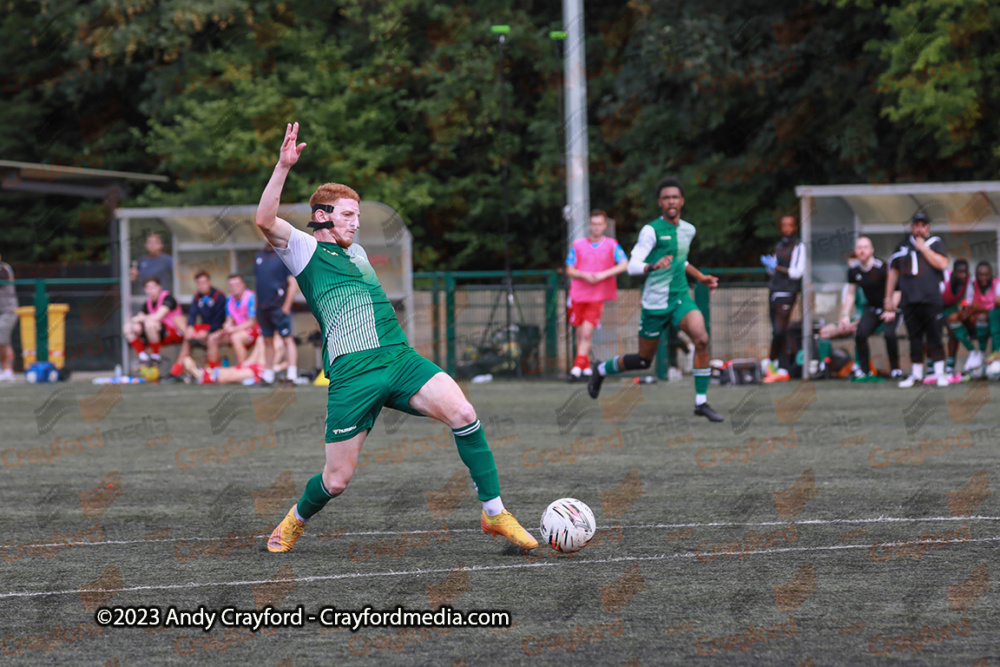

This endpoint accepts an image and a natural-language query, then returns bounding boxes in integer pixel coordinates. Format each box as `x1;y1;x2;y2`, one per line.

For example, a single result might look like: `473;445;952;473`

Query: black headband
308;203;336;230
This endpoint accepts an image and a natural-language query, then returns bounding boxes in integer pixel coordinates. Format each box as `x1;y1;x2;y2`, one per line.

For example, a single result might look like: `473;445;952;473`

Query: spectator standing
130;231;173;289
884;212;949;388
0;251;17;381
255;244;300;384
565;210;628;380
760;215;805;382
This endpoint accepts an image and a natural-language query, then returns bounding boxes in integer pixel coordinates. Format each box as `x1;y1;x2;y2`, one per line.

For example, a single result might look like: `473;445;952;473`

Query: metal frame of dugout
114;202;413;374
796;181;1000;376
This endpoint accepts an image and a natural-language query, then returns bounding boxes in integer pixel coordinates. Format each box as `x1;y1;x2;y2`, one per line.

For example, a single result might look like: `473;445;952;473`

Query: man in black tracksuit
761;215;805;380
884;212;950;388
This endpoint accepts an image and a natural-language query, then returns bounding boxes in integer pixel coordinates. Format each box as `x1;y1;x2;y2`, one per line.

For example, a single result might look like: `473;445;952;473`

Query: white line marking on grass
13;516;1000;551
618;515;1000;529
3;536;1000;601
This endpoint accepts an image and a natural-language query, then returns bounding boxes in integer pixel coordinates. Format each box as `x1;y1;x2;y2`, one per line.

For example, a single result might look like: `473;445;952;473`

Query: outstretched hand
278;122;307;168
700;274;719;291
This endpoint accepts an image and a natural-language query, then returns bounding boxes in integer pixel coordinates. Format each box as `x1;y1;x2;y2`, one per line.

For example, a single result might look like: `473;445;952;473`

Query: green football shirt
628;217;697;312
275;228;408;368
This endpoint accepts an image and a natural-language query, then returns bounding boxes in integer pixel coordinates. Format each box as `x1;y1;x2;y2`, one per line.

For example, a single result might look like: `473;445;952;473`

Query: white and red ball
539;498;596;553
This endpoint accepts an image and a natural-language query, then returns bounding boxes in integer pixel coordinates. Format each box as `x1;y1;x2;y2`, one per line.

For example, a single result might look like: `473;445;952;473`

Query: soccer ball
139;365;160;383
539;498;596;553
987;359;1000;381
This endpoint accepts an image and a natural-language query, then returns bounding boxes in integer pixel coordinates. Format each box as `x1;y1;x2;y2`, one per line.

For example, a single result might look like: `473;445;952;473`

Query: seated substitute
181;332;289;385
942;259;974;374
958;261;1000;371
257;122;538;553
169;271;227;377
841;236;901;381
124;277;185;368
208;274;260;366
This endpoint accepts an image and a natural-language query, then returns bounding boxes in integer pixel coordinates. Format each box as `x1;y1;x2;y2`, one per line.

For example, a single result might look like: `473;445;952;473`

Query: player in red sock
565;210;628;381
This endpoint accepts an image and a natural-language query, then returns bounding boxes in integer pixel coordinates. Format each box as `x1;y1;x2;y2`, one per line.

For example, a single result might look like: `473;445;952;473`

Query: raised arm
914;237;948;272
256;122;307;250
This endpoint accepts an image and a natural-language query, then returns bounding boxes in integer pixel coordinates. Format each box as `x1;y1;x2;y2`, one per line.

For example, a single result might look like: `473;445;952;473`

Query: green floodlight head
491;25;511;34
549;30;568;40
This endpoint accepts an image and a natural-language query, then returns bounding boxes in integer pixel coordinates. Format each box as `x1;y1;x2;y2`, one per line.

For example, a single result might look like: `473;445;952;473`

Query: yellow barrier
15;304;71;369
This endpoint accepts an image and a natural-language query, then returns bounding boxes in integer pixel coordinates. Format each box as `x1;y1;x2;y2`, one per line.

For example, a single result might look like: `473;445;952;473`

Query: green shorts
324;345;443;443
639;294;700;339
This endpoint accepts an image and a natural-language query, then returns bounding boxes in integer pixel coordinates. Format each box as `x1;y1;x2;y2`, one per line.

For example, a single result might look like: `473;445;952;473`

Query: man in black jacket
761;215;805;382
884;212;950;388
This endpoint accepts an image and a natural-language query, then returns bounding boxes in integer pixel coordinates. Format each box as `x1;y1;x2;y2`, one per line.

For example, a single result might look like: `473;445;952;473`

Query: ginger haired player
257;123;537;553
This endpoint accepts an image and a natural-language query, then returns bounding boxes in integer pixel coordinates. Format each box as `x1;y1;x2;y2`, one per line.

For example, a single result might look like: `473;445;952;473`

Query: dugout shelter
795;181;1000;374
115;202;413;372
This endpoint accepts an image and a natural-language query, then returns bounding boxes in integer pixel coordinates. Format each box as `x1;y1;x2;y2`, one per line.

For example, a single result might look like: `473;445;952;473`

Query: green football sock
975;322;989;351
296;473;335;521
990;310;1000;352
694;368;710;395
950;323;973;351
601;357;621;376
453;420;500;501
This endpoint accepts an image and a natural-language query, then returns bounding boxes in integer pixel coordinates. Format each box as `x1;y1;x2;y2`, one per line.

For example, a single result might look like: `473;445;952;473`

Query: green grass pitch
1;378;997;665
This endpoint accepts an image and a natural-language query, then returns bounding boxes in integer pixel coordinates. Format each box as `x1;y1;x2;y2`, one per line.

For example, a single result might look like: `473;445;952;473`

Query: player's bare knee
693;333;710;350
322;468;352;496
453;400;477;427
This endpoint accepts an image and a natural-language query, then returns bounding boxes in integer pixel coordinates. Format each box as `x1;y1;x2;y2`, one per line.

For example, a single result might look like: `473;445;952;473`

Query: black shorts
257;305;292;338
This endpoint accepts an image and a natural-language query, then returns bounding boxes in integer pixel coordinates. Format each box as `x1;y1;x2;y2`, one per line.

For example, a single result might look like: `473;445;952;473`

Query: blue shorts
257;305;292;338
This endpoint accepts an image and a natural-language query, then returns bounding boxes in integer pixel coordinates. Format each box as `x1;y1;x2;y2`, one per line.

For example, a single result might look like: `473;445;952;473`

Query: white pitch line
3;536;1000;601
10;515;1000;551
619;515;1000;529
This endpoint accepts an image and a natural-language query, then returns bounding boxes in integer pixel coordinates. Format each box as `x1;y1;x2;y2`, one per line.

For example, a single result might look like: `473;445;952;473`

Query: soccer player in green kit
588;178;724;423
259;123;537;552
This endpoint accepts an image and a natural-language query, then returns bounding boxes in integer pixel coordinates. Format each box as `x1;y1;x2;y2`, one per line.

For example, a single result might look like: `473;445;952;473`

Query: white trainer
964;350;983;372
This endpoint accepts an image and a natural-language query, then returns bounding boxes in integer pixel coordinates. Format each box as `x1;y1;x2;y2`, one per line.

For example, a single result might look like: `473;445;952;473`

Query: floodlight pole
492;24;516;376
550;30;570;371
550;30;568;259
563;0;589;255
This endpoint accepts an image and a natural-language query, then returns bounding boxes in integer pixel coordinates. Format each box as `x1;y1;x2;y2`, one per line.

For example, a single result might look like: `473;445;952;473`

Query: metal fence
4;267;783;376
413;271;560;378
3;277;121;372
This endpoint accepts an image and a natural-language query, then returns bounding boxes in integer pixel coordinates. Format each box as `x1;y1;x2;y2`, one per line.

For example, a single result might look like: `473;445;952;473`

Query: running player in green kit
259;123;537;552
588;178;724;423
